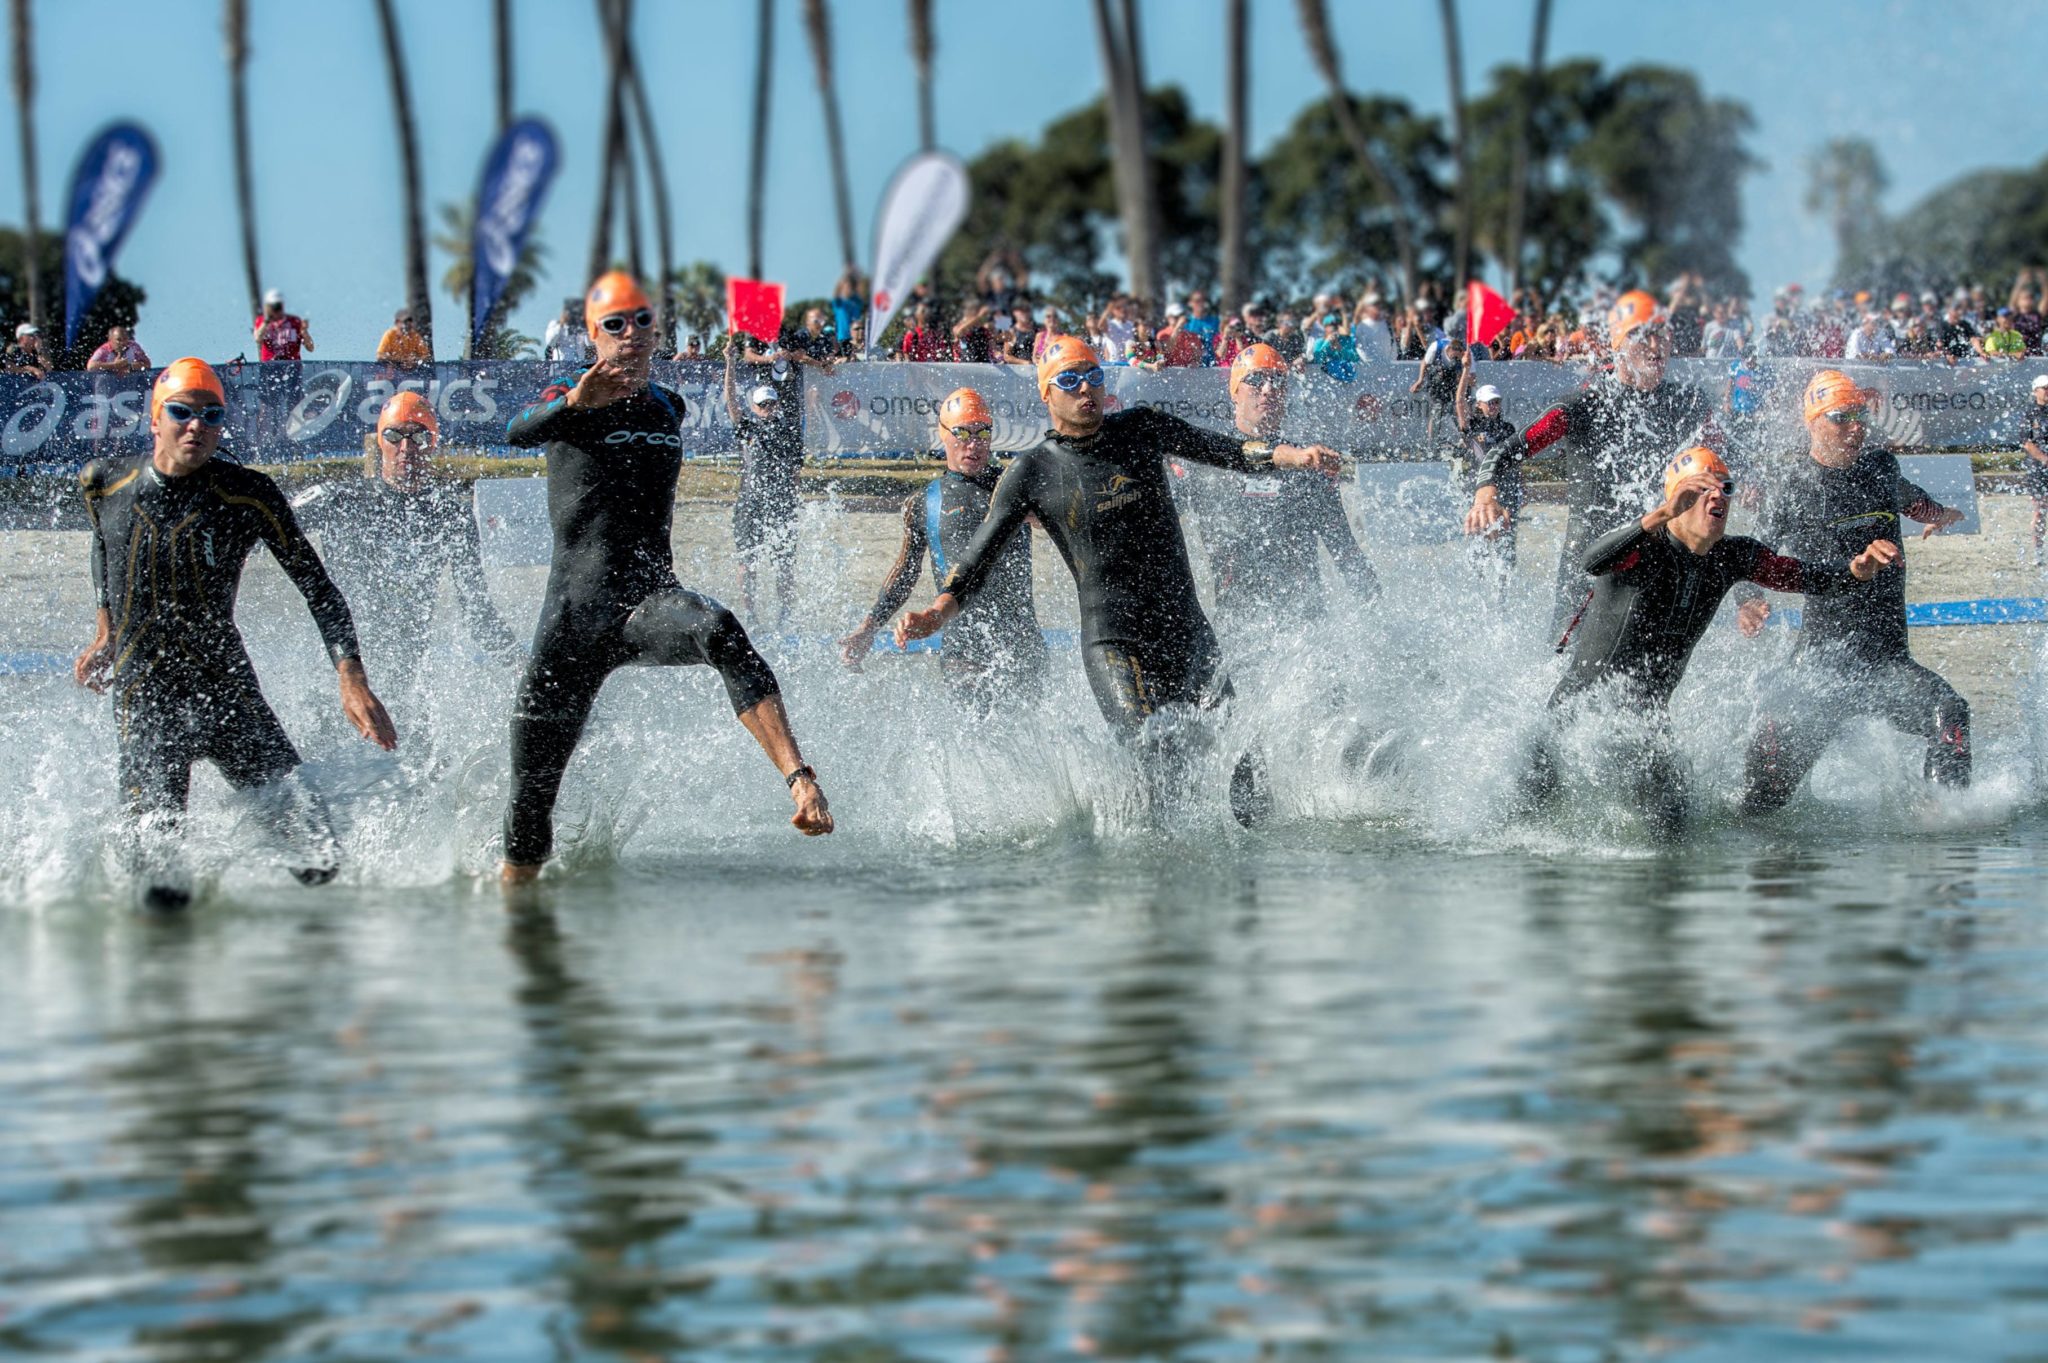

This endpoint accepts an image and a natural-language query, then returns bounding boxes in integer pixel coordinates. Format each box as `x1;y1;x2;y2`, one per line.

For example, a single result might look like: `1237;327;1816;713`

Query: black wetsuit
2019;403;2048;498
292;477;522;702
1537;517;1855;832
939;407;1275;735
862;466;1047;714
733;375;805;561
1457;410;1523;572
1477;376;1718;629
81;455;360;822
1172;454;1378;630
501;373;781;865
1739;448;1969;809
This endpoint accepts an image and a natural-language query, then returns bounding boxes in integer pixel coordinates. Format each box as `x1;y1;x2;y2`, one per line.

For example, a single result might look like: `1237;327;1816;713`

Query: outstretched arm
898;463;1035;644
839;494;928;668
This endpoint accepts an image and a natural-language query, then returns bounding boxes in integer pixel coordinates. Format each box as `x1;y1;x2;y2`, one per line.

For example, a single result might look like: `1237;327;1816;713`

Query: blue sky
3;0;2040;360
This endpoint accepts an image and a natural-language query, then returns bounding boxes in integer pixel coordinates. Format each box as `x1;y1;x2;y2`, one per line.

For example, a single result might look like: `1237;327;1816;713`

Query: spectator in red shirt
86;324;151;375
898;302;947;362
254;288;314;361
1158;304;1205;366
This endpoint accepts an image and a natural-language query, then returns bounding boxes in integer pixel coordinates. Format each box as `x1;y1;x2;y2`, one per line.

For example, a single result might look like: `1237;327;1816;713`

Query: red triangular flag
1467;280;1515;348
727;278;786;344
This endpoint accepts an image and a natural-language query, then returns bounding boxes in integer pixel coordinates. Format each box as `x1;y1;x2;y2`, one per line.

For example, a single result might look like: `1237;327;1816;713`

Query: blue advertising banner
471;118;559;351
62;123;160;349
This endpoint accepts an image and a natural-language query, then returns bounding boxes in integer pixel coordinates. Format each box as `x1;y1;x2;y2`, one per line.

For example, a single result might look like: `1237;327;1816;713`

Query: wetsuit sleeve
246;474;362;665
1305;481;1380;600
1581;520;1655;576
449;487;523;661
1135;406;1276;474
504;374;581;447
1735;536;1856;597
1899;476;1944;524
863;492;928;630
939;459;1035;609
1477;403;1569;487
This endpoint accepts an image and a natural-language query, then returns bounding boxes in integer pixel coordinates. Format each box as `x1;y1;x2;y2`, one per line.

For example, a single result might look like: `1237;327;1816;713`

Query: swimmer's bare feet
500;861;541;886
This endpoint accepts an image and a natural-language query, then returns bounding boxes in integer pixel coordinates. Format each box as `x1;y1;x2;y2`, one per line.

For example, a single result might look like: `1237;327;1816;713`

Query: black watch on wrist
785;764;818;789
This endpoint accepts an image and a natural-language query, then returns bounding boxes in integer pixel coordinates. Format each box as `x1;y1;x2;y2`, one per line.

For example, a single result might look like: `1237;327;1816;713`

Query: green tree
667;259;727;343
1870;157;2048;291
1804;136;1887;286
1465;58;1612;297
0;227;147;368
434;202;543;359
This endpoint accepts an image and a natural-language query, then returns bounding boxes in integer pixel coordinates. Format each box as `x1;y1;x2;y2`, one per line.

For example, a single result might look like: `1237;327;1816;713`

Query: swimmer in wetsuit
1465;291;1723;632
894;336;1343;823
1736;370;1969;812
292;391;523;712
74;358;398;905
837;387;1048;715
1173;343;1379;635
1530;446;1895;837
499;272;832;884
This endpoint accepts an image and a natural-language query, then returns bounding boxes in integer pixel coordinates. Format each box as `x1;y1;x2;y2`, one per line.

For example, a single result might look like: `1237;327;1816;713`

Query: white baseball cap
1473;384;1502;403
1164;302;1186;318
2032;374;2048;391
749;383;780;406
263;287;284;305
14;322;37;338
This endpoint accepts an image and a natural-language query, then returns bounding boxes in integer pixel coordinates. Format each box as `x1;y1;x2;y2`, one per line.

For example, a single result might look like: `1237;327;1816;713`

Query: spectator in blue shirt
831;264;868;343
1309;313;1361;382
1183;289;1220;364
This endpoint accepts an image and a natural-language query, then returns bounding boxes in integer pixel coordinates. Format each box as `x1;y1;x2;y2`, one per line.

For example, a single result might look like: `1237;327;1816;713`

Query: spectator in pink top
85;324;151;375
253;287;314;361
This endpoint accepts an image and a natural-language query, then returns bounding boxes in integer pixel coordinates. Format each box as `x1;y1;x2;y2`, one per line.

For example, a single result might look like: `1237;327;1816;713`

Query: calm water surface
6;827;2047;1362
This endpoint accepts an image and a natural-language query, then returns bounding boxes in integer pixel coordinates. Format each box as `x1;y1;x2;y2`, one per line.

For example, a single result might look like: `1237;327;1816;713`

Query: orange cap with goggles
585;270;652;337
1036;334;1101;400
377;389;440;442
939;387;991;430
150;357;226;425
1802;369;1877;425
1607;290;1664;345
1228;343;1288;399
1663;445;1731;500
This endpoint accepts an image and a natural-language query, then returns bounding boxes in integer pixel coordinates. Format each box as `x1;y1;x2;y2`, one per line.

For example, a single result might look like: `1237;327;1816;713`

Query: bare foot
500;861;541;886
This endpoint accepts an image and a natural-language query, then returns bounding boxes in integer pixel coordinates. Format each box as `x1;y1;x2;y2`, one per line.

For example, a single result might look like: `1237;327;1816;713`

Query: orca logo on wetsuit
604;429;685;447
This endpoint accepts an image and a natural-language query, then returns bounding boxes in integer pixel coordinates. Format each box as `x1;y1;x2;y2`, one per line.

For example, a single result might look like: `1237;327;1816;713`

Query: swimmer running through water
838;386;1049;715
500;271;832;884
75;357;398;907
1530;445;1896;837
894;336;1342;824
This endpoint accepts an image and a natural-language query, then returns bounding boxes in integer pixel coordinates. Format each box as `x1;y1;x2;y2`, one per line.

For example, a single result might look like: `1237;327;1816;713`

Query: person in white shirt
1845;311;1898;361
1351;293;1394;363
542;299;595;366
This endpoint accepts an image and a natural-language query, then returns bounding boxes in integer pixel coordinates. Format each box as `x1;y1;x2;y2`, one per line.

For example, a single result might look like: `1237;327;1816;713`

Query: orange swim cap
150;357;226;425
377;389;440;441
939;387;991;429
1663;445;1731;500
1801;369;1877;425
1036;334;1101;400
585;270;652;336
1228;343;1289;400
1607;290;1664;345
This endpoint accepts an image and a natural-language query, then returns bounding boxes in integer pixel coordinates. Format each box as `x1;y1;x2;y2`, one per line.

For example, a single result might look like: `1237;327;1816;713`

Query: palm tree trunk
907;0;934;153
588;0;631;283
493;0;513;133
1296;0;1416;301
1219;0;1247;312
11;0;42;328
1090;0;1158;302
1504;0;1551;294
614;90;643;281
1438;0;1470;289
746;0;773;280
802;0;858;271
372;0;432;352
225;0;261;321
618;11;674;345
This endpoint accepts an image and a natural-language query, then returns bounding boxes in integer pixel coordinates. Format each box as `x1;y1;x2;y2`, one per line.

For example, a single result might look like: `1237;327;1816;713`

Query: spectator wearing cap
2018;374;2048;564
1453;348;1522;585
1309;311;1361;382
723;336;807;626
1937;299;1978;364
544;298;595;366
1845;310;1897;362
253;287;313;446
2009;287;2044;355
1409;332;1467;449
4;322;50;378
898;302;948;363
1351;293;1394;363
85;324;151;375
376;307;432;369
1214;313;1251;368
1700;300;1744;359
1092;295;1136;363
1159;303;1205;367
1001;301;1040;365
1182;290;1220;364
1240;297;1273;348
1979;310;2026;361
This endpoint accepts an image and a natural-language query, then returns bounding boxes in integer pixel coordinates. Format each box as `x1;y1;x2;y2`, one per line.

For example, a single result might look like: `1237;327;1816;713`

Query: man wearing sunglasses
723;334;806;627
1737;371;1969;813
291;391;524;711
1531;446;1892;838
74;358;397;907
499;272;832;884
1464;290;1723;633
894;336;1341;825
1174;343;1379;632
838;387;1047;715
